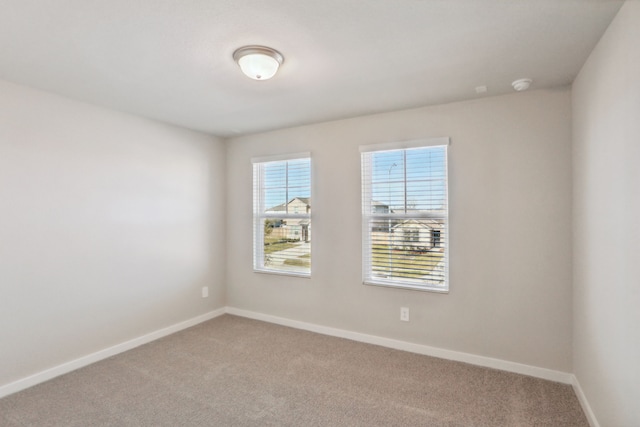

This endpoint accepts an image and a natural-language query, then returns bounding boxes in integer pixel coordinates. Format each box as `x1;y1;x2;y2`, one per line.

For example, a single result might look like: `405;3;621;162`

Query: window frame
252;152;312;278
360;138;450;293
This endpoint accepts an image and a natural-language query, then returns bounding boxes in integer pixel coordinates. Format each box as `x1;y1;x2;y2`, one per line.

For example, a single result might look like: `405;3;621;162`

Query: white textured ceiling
0;0;623;137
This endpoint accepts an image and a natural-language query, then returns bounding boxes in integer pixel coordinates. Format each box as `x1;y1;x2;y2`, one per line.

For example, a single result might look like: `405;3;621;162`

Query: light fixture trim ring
233;45;284;66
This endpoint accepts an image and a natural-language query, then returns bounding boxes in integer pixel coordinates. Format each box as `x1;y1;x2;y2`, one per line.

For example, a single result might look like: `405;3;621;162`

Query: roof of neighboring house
267;197;311;212
392;219;443;230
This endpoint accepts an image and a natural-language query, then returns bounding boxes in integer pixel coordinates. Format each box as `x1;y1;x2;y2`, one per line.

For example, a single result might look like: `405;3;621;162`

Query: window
431;229;441;247
253;154;311;276
361;139;449;292
405;228;420;243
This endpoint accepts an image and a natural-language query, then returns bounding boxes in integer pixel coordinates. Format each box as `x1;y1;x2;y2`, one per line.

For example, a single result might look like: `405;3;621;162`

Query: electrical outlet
201;286;209;298
400;307;409;322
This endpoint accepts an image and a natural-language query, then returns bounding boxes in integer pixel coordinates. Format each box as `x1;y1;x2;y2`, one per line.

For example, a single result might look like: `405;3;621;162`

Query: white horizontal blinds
362;145;448;291
253;157;311;276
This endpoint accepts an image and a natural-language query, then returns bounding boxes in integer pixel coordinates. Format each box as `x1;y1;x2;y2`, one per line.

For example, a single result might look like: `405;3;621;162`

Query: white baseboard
0;308;226;399
572;375;600;427
225;306;573;384
1;306;575;401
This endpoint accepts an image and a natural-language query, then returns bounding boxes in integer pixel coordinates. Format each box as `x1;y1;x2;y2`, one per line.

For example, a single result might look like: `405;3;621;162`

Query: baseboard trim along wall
571;375;600;427
0;308;226;399
2;305;585;412
226;307;574;385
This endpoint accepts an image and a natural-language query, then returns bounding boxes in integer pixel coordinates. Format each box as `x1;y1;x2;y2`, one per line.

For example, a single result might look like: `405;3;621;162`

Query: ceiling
0;0;623;138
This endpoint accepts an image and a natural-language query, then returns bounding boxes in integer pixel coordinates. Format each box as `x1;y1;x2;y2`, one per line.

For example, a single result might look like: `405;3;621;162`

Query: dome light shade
512;78;532;91
233;46;284;80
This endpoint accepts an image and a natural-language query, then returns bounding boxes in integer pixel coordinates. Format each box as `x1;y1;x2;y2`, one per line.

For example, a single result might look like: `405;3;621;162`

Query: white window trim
251;152;311;164
359;137;450;153
252;153;312;278
360;139;450;293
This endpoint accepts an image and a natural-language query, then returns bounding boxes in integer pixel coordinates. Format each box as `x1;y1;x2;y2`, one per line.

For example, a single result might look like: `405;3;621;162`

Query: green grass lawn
264;241;297;254
264;233;303;254
371;245;443;280
264;234;284;244
283;257;311;268
264;233;310;267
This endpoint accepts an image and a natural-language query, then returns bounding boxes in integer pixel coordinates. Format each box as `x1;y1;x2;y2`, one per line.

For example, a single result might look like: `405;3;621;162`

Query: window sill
254;268;311;279
363;279;448;293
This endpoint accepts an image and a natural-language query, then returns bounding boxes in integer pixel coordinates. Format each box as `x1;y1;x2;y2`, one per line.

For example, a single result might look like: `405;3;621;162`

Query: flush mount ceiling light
512;78;533;91
233;45;284;81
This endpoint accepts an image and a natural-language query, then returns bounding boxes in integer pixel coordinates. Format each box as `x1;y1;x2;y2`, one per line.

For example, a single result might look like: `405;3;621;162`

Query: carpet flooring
0;315;588;426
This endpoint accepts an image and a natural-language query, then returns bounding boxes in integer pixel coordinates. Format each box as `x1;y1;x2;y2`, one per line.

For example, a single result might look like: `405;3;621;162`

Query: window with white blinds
361;140;449;292
253;154;311;277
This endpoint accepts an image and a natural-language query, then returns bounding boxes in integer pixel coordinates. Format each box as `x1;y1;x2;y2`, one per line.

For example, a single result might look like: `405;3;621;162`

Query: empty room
0;0;638;426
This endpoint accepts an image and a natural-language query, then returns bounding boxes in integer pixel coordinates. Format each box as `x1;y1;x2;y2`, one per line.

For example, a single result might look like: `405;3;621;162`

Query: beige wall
226;89;573;372
572;2;640;425
0;80;226;386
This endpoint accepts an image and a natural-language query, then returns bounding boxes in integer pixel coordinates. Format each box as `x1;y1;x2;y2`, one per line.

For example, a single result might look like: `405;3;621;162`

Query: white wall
226;89;573;372
0;80;226;387
572;2;640;425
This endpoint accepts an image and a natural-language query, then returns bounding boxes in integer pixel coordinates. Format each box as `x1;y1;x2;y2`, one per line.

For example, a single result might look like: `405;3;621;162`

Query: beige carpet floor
0;314;588;426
